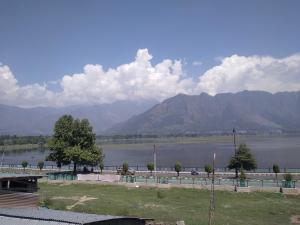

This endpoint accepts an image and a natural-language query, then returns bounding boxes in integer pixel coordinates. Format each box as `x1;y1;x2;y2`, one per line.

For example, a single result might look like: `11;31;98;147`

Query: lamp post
208;153;216;225
233;128;238;178
153;144;157;180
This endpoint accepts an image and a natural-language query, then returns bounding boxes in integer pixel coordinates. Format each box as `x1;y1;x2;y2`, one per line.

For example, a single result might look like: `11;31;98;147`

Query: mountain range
0;101;156;135
108;91;300;134
1;90;300;135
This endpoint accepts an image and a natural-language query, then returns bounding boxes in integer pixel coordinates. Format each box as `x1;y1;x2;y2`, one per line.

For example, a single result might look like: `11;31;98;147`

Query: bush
157;190;166;199
99;162;104;174
21;160;28;171
147;162;154;175
37;160;44;171
174;161;182;176
122;162;129;175
240;169;246;180
283;173;293;181
204;164;213;178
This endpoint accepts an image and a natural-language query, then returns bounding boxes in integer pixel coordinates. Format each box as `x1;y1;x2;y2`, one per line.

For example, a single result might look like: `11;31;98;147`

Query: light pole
233;128;238;178
153;144;157;180
208;153;216;225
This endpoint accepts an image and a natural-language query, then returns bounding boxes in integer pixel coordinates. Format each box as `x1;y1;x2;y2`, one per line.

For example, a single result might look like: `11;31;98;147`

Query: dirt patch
66;195;97;209
291;215;300;224
51;196;79;201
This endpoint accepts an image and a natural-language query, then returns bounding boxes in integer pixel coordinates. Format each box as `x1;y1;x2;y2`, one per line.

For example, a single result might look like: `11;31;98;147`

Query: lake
1;135;300;169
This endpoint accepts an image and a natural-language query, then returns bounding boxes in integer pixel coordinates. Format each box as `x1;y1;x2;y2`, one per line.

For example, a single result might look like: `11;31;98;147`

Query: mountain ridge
107;90;300;134
0;100;157;135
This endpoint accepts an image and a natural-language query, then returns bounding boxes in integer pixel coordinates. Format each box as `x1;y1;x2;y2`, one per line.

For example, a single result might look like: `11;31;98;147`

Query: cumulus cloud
196;54;300;95
0;65;55;107
1;49;300;107
0;49;194;107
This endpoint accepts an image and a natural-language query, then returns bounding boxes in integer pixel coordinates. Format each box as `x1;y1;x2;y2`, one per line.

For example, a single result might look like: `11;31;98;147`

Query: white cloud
192;60;203;66
0;49;194;107
1;50;300;107
196;54;300;95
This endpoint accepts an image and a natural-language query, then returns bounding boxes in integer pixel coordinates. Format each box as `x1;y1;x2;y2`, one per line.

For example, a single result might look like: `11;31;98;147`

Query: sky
1;0;300;107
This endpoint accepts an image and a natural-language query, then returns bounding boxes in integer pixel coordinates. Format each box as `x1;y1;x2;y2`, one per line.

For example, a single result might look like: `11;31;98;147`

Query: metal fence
2;163;300;173
120;176;299;188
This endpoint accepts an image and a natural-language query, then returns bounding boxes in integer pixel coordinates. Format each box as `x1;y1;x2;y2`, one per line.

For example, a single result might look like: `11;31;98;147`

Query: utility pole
208;153;216;225
153;144;157;181
0;146;5;168
233;128;238;178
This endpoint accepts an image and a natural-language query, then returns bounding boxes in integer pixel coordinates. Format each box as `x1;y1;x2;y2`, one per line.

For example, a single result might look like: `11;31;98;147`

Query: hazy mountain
0;100;156;135
107;91;300;134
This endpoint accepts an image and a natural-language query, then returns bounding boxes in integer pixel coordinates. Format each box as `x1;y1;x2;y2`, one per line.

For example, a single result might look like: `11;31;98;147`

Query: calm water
2;135;300;168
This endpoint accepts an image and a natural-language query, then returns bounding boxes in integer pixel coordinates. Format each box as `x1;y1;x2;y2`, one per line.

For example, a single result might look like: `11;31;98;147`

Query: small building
0;173;43;208
0;173;43;192
0;207;149;225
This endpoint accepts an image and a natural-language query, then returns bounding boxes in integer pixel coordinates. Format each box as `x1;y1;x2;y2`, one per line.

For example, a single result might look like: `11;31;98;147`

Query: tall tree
174;161;182;177
147;162;154;176
47;115;104;173
228;143;257;177
205;164;213;178
273;164;280;185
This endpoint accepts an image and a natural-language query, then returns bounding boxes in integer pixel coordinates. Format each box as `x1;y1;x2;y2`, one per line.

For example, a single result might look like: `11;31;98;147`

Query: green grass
39;182;300;225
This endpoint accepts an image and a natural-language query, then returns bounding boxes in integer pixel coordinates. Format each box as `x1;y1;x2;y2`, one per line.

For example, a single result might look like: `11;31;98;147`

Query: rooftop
0;173;43;180
0;208;146;225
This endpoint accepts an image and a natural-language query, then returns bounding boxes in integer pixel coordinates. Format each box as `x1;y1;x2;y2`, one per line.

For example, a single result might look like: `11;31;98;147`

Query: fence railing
1;163;300;173
119;175;299;188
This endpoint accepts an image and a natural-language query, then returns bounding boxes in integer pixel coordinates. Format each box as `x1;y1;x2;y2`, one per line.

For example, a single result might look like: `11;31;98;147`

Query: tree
37;160;44;171
273;164;280;184
122;162;129;175
47;115;104;173
205;164;213;178
228;143;257;177
240;169;246;180
99;162;104;174
174;161;182;176
147;162;154;175
22;160;28;172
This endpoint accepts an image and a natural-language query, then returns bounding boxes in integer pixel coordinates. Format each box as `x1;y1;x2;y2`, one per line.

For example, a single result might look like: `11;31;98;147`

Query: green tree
47;115;104;173
273;164;280;184
228;143;257;177
122;162;129;175
22;160;28;172
99;162;104;174
204;164;213;178
174;161;182;176
37;160;44;171
240;169;246;180
147;162;154;175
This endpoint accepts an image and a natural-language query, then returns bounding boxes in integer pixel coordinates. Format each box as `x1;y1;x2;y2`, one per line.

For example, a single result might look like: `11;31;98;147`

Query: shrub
240;169;246;180
157;190;166;199
99;162;104;174
122;162;129;175
283;173;293;181
21;160;28;171
204;164;213;178
174;161;182;176
37;160;44;171
147;162;154;175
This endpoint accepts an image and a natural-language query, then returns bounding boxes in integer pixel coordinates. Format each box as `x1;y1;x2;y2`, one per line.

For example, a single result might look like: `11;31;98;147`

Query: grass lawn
39;182;300;225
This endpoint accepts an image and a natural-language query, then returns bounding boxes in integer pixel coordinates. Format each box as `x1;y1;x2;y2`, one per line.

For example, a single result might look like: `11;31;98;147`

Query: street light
153;144;157;179
233;128;238;178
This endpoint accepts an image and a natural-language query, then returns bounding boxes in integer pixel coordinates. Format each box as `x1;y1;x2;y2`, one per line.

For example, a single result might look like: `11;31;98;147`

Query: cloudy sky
1;0;300;107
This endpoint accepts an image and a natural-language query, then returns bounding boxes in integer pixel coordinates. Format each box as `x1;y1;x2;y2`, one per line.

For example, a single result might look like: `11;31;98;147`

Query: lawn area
39;182;300;225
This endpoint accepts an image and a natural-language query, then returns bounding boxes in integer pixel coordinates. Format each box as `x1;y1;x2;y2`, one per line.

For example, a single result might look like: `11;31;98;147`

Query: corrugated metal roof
0;173;43;180
0;215;73;225
0;207;128;224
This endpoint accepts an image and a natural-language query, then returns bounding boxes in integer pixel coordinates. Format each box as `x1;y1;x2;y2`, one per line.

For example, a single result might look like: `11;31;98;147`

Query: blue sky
1;0;300;107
